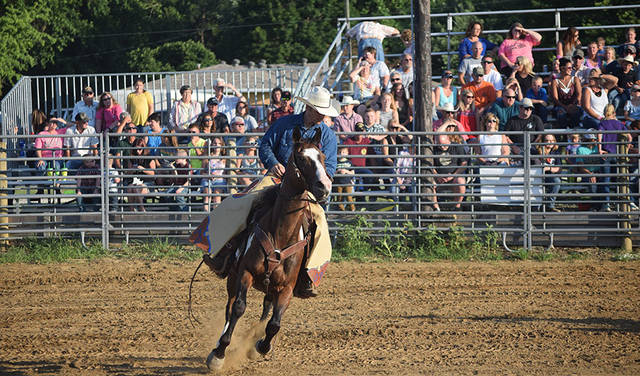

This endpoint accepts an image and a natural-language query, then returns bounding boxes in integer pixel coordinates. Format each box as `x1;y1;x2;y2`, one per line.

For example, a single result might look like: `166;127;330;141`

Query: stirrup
293;277;317;299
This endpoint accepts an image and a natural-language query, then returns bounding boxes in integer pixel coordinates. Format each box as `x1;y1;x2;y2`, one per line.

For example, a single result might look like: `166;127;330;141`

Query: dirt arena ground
1;259;639;375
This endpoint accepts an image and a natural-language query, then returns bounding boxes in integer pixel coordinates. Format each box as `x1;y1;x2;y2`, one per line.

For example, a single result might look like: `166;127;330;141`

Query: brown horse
206;127;331;370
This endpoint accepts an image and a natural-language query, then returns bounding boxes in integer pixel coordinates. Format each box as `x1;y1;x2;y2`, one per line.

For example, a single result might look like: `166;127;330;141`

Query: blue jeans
545;176;561;208
77;188;99;212
555;107;583;129
609;89;629;112
597;156;615;207
166;186;189;212
36;160;63;175
581;115;600;130
358;38;385;61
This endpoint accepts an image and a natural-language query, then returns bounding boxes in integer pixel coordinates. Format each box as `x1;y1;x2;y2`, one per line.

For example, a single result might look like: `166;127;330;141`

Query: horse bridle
281;147;327;205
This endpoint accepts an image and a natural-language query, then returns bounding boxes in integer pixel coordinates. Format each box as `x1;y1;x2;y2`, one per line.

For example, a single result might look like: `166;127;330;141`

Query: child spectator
201;137;226;211
237;137;264;188
167;149;191;213
126;137;155;212
596;37;606;59
107;157;120;211
525;76;549;122
77;156;101;212
536;134;562;212
624;84;640;125
334;146;356;211
565;132;581;155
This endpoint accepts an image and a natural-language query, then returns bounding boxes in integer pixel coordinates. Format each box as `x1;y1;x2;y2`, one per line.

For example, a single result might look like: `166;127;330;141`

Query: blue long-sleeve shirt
259;113;338;177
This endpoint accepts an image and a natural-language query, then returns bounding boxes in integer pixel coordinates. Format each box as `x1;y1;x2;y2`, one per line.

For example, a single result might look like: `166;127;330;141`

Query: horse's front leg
256;287;293;355
260;294;273;322
207;270;253;370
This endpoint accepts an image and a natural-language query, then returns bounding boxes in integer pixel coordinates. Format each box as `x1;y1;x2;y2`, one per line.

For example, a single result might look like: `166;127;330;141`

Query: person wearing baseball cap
72;85;98;128
203;96;230;134
461;65;497;114
213;77;246;122
504;98;544;149
64;112;99;173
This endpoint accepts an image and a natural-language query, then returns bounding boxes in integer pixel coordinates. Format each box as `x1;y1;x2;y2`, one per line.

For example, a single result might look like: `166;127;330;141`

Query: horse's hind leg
207;270;253;370
260;294;273;322
256;289;293;355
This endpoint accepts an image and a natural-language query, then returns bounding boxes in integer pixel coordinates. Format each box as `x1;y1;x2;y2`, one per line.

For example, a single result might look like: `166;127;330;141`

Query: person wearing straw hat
432;102;463;133
609;55;638;112
333;95;363;141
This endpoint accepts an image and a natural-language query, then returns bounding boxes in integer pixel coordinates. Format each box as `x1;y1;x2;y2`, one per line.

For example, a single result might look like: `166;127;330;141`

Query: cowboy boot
345;185;356;212
293;271;317;299
336;185;346;211
203;236;240;279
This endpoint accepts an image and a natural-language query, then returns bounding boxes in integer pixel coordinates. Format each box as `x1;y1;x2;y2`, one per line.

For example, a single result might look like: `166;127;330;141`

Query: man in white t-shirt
458;42;483;85
481;56;504;98
64;112;99;172
213;78;246;122
363;46;390;91
71;86;99;128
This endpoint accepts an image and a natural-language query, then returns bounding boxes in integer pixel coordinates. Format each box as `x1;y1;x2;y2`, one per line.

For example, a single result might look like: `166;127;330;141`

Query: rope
187;258;205;328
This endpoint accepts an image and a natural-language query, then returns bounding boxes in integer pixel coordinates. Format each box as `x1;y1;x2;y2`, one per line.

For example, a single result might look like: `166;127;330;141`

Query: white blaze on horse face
302;147;332;192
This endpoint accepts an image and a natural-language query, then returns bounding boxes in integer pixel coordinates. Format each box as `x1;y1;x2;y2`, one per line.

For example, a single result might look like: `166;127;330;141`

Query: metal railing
1;129;638;250
310;4;640;96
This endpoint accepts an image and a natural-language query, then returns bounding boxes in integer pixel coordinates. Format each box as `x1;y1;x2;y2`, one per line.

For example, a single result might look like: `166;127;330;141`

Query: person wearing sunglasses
72;86;99;128
504;98;544;151
434;70;457;117
461;66;497;116
475;112;516;166
488;88;521;131
96;91;123;134
498;22;542;76
390;53;414;92
268;90;294;125
480;57;504;98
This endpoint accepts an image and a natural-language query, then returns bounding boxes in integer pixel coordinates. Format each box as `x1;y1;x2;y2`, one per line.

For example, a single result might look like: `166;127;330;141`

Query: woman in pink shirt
498;22;542;77
95;91;123;133
34;117;68;173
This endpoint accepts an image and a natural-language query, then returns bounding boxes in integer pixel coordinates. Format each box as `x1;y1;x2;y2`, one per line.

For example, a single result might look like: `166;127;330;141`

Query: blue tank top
437;86;457;108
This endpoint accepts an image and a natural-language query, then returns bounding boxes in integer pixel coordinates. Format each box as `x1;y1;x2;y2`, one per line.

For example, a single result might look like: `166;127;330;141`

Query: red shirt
343;137;371;167
268;106;294;125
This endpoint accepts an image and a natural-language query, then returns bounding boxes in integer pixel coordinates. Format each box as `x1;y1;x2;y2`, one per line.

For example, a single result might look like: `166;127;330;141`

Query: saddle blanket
189;175;331;286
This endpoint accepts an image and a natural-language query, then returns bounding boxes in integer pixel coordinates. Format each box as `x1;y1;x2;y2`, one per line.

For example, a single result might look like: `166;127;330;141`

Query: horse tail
187;258;205;328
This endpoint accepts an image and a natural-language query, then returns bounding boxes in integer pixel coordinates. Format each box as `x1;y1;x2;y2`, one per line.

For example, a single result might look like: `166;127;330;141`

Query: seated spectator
565;131;582;155
72;86;99;128
475;113;516;166
268;90;294;125
544;58;562;84
434;70;457;118
126;78;154;127
391;54;414;92
624;84;640;125
432;131;469;211
602;47;619;75
575;131;601;209
333;95;363;141
511;56;535;95
35;117;66;175
199;112;215;143
498;22;542;76
536;134;562;212
187;124;207;184
31;109;48;135
597;104;632;212
76;156;101;212
166;149;190;213
237;137;264;188
169;85;202;135
225;116;247;193
557;27;581;59
235;100;258;132
64;112;99;173
489;88;521;131
617;27;640;57
267;87;282;122
433;103;463;133
95;92;123;134
106;157;120;211
379;92;399;130
582;69;618;129
504;98;544;150
391;82;412;128
350;58;381;114
126;138;155;212
345;21;400;62
457;89;479;134
609;55;638;112
145;112;167;156
481;56;504;98
201;136;226;211
572;49;590;84
114;123;137;170
343;122;375;195
525;76;549;123
550;58;583;128
585;41;602;70
458;21;497;62
462;66;497;115
362;46;390;91
334;146;356;211
504;77;523;101
458;41;483;86
203;97;230;134
213;78;246;122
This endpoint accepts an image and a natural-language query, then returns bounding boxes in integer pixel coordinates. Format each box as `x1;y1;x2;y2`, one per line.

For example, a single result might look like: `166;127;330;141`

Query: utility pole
412;0;431;132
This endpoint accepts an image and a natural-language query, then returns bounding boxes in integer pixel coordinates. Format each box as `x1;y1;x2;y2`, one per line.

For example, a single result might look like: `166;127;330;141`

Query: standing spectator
433;70;457;117
334;146;356;212
597;104;632;211
550;58;583;128
126;78;154;127
235;101;258;132
458;41;483;85
169;85;202;135
126;138;155;212
267;90;294;125
556;27;581;58
609;55;638;112
95;92;123;134
457;89;479;134
582;69;618;129
512;56;535;95
596;37;606;59
391;53;414;92
204;97;230;134
333;96;363;141
585;41;602;70
362;46;391;91
461;66;497;115
400;29;414;56
267;87;283;121
64;112;99;173
475;113;516;165
72;86;99;128
489;88;521;131
498;22;543;76
572;49;590;84
213;78;246;122
481;56;504;98
504;98;544;150
343;122;375;196
525;76;549;123
345;21;400;62
536;134;562;212
391;82;412;129
617;27;640;57
350;58;381;112
602;47;619;75
201;136;226;211
34;117;66;174
76;156;101;212
431;131;469;212
458;21;497;62
623;84;640;125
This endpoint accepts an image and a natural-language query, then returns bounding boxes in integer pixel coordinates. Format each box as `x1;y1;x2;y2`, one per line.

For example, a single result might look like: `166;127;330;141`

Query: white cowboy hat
618;55;638;66
296;86;340;117
340;95;360;106
436;102;457;113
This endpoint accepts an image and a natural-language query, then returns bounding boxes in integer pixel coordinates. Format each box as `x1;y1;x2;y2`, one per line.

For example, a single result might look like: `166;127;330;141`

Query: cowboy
192;86;338;298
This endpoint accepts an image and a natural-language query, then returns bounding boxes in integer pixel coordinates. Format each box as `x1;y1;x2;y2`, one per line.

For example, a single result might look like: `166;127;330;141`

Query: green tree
128;40;217;72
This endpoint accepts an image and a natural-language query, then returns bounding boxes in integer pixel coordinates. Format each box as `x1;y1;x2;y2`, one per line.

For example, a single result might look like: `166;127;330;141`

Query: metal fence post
0;142;8;249
524;135;532;250
446;14;453;71
101;134;109;249
555;9;561;46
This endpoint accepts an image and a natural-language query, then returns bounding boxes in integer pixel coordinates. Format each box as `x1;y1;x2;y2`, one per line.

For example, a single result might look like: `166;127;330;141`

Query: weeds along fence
0;129;638;251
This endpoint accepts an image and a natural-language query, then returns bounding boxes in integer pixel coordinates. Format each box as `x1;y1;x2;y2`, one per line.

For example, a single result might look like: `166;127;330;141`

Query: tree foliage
128;40;217;72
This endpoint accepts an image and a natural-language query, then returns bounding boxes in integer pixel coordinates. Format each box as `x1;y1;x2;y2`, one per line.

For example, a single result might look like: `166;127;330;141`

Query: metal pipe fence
1;129;638;250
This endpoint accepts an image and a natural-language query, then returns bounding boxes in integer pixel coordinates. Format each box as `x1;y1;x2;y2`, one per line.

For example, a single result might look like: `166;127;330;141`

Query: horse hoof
206;351;224;370
256;339;271;355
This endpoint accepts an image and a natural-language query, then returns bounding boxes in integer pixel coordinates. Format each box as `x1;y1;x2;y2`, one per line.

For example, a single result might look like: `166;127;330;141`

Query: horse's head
290;127;332;202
